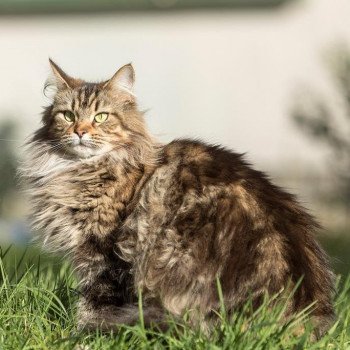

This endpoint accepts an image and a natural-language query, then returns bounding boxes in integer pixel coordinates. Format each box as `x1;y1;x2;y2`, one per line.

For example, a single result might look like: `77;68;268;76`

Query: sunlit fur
20;61;335;339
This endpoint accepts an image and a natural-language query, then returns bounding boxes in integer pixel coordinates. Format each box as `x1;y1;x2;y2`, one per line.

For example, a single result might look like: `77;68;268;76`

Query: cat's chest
29;160;127;249
39;165;112;205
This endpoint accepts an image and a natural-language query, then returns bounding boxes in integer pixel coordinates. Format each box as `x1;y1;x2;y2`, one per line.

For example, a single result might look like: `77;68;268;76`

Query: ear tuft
48;58;76;90
104;63;135;94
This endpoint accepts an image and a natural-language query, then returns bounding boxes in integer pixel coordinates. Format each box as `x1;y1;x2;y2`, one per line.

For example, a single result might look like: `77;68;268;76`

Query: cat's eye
94;113;109;123
64;111;75;123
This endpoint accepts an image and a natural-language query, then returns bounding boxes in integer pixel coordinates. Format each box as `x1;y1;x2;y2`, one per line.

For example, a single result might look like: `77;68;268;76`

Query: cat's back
158;138;294;208
139;138;255;225
154;138;320;244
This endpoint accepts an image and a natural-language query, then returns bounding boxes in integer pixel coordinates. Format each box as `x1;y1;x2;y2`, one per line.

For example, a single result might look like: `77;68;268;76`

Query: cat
21;59;335;338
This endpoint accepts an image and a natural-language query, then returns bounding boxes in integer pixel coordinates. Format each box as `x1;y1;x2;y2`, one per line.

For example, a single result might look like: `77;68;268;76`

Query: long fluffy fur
21;62;335;337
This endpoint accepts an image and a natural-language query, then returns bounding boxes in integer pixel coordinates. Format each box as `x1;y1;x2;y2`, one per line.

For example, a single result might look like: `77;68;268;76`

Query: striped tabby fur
20;60;335;337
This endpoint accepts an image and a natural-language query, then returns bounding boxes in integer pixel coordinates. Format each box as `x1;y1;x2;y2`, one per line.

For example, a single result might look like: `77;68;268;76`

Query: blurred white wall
0;0;349;173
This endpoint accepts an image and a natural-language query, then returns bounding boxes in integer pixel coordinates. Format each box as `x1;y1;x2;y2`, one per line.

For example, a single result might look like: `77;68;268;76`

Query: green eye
94;113;108;123
64;111;75;123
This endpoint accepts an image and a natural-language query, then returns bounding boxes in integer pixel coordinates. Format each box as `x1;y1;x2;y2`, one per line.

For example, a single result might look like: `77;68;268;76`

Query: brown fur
20;60;335;337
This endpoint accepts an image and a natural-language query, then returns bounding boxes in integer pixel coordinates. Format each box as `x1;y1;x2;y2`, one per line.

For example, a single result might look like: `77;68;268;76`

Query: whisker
0;139;23;142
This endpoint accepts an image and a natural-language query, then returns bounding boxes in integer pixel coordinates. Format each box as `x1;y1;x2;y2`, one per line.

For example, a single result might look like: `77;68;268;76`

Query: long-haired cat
21;60;335;338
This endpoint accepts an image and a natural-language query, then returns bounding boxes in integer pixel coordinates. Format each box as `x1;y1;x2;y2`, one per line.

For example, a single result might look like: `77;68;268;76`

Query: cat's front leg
73;246;168;332
73;240;135;329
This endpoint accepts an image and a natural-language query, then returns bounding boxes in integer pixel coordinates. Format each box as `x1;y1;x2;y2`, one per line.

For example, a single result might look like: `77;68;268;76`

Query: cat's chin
68;145;111;159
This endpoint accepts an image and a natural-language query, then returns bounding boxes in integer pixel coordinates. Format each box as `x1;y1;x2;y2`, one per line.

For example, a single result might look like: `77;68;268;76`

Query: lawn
0;245;349;350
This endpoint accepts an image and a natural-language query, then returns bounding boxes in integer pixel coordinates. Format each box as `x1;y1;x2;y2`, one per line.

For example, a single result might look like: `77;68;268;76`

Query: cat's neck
23;137;160;183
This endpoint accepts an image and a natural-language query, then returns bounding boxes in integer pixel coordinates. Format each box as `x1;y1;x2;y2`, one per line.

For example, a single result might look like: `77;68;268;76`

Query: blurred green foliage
291;47;350;211
320;231;350;277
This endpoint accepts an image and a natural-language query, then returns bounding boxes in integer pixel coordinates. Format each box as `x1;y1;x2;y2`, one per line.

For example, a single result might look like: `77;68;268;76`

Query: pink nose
74;129;87;138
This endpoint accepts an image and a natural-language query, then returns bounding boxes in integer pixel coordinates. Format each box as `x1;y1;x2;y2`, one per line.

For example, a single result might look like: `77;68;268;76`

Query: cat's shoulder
158;138;253;185
162;138;247;168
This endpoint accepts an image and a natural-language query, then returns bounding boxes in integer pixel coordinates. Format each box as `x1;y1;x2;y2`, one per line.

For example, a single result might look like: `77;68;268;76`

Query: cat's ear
48;59;77;90
104;63;135;94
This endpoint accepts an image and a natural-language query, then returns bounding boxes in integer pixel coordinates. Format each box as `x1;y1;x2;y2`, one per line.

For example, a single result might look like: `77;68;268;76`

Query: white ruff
20;141;115;181
20;137;157;254
20;141;116;253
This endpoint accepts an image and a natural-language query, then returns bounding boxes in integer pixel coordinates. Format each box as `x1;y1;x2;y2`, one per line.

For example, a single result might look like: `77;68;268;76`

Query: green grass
0;246;349;350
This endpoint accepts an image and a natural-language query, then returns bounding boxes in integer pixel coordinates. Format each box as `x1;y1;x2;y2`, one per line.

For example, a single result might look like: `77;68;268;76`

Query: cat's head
35;59;150;160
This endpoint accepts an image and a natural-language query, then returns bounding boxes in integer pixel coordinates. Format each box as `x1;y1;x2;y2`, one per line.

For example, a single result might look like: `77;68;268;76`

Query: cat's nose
74;129;87;138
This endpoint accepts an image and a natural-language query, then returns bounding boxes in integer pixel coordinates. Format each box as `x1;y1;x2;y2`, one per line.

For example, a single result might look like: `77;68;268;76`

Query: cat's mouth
69;135;96;150
67;140;111;159
61;137;97;158
54;135;109;158
68;143;98;158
